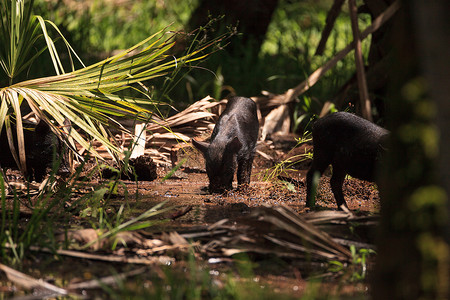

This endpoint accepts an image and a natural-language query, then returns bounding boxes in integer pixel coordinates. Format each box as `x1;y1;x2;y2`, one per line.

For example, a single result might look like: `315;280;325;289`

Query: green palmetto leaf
0;26;221;172
1;0;51;83
1;0;228;176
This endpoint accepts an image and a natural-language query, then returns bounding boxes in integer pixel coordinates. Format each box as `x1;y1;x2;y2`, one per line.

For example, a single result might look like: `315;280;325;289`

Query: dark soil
110;135;380;226
109;134;380;297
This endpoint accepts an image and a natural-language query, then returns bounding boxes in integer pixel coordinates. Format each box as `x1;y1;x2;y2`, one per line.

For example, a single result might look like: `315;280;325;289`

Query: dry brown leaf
168;231;189;245
61;228;106;251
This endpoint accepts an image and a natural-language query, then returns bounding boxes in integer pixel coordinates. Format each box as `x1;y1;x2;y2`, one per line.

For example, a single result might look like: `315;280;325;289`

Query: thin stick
348;0;372;121
315;0;346;56
67;267;147;290
19;245;175;265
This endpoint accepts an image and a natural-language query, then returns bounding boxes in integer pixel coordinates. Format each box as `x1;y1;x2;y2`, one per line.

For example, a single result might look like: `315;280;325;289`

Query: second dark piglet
193;96;259;193
306;112;389;209
0;120;65;181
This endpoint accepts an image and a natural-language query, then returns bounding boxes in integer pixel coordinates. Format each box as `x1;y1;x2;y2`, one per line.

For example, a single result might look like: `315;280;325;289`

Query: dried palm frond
113;96;227;164
201;206;356;262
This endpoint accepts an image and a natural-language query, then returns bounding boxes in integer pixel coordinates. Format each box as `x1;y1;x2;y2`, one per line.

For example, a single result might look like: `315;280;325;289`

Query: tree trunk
188;0;279;55
373;1;449;299
413;1;450;296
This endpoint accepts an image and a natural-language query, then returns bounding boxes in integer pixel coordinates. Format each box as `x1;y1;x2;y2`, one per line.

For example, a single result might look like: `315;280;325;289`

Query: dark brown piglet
0;120;66;181
193;96;259;193
306;112;389;209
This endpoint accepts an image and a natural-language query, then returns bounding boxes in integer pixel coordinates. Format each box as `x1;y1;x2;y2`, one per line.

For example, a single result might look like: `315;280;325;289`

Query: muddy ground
114;134;380;232
1;133;380;298
105;134;380;297
146;134;380;216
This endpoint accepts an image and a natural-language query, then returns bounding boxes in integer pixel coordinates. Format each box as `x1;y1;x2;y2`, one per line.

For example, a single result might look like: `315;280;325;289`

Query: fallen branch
268;0;400;105
67;267;147;291
29;246;176;265
257;0;400;138
0;263;80;298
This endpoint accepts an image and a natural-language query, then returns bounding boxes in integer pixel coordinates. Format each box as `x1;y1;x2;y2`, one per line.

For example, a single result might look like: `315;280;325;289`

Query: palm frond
1;27;225;166
1;0;231;177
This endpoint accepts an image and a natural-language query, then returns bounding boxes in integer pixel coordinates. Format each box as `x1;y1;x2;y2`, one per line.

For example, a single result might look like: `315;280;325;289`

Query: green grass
31;0;372;115
176;0;372;104
0;166;70;263
99;252;303;300
262;131;313;183
33;0;198;54
0;157;165;265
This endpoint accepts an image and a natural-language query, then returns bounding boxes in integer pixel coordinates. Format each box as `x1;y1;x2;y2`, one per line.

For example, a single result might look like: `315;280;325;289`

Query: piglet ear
229;136;242;152
192;138;210;155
